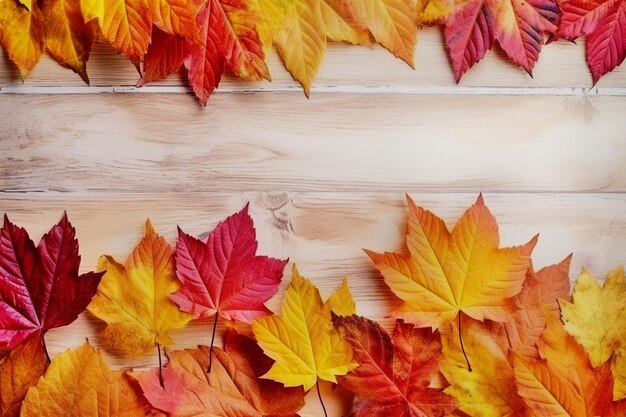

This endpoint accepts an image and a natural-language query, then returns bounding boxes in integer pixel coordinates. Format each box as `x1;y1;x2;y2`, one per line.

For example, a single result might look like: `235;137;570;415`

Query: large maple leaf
140;0;270;104
171;204;287;369
133;329;305;416
365;195;536;331
0;214;103;353
512;316;626;417
20;341;162;417
560;266;626;400
0;335;47;417
251;265;357;393
418;0;559;80
88;220;192;357
333;315;458;417
557;0;626;83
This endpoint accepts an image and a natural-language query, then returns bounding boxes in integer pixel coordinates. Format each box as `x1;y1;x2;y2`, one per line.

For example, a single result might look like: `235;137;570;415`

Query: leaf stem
207;313;219;373
458;314;472;372
157;343;164;389
316;380;328;417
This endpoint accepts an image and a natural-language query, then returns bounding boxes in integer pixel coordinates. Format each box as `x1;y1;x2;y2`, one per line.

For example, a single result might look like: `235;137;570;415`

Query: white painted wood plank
2;29;625;91
1;93;625;193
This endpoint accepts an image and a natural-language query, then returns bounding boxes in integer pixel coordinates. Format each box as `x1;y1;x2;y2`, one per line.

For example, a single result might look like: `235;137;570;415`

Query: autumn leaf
0;335;47;417
0;214;103;354
560;266;626;400
321;0;371;46
171;204;287;368
512;316;626;417
88;220;192;357
365;195;536;355
0;0;44;77
252;265;357;393
133;329;305;416
557;0;626;83
441;316;527;417
418;0;559;80
140;0;269;104
333;315;458;417
490;256;571;357
20;341;161;417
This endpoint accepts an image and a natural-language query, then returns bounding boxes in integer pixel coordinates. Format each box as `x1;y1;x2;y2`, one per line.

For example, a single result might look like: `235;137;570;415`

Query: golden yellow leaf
20;342;160;417
41;0;95;83
324;276;356;316
254;0;288;52
0;0;44;77
561;266;626;400
252;265;357;390
88;220;192;356
0;336;47;417
321;0;371;45
274;0;326;97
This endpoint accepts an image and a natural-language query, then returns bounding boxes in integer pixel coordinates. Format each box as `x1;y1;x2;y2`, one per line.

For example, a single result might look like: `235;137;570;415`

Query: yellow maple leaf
0;336;47;417
20;342;161;417
325;276;355;316
252;265;357;390
41;0;95;83
0;0;44;77
88;220;192;357
560;266;626;400
366;194;537;330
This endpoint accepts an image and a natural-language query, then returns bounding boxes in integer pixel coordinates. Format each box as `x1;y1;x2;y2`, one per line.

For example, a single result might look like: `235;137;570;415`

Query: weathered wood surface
1;30;625;417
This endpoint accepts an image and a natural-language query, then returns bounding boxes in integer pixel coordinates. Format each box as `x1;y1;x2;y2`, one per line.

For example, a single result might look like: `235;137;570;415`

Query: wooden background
2;28;626;415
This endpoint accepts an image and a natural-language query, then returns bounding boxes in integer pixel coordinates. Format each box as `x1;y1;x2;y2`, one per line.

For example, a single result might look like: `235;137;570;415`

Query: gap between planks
2;84;626;96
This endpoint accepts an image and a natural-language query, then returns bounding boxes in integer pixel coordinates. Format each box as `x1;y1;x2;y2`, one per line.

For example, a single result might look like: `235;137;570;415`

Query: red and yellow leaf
0;0;44;77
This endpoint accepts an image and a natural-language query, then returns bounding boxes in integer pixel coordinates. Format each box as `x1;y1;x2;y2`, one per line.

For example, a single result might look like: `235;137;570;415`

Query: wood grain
1;93;625;194
1;30;626;91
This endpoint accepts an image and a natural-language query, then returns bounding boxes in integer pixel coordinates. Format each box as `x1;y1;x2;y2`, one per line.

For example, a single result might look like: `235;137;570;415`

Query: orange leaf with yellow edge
20;341;161;417
441;316;528;417
0;0;44;77
0;336;47;417
512;316;626;417
560;266;626;400
149;0;199;41
133;328;305;416
365;194;537;330
88;220;192;357
41;0;95;83
252;265;357;392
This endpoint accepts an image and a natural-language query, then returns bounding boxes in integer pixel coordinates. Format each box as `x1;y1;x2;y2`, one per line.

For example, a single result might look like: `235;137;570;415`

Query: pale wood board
1;30;625;417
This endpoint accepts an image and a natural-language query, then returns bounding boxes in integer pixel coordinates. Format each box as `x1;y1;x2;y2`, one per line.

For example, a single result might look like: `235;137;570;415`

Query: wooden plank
2;29;626;91
2;93;625;193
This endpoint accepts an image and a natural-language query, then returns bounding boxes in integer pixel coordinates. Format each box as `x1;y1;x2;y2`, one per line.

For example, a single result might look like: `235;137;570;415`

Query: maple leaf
418;0;559;80
88;220;192;359
0;214;103;354
333;315;458;417
365;194;536;370
251;265;357;397
140;0;269;104
20;341;161;417
560;266;626;400
321;0;372;46
490;256;571;357
512;316;626;417
0;0;44;77
171;204;287;369
0;335;47;417
440;316;527;417
557;0;626;83
133;329;305;417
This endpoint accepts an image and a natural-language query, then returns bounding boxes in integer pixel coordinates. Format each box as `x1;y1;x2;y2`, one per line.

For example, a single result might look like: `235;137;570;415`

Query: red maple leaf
557;0;626;83
333;315;458;417
171;204;288;369
0;214;103;354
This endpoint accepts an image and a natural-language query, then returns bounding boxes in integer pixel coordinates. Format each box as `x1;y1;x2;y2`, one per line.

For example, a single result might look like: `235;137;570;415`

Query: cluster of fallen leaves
0;0;623;104
1;196;626;417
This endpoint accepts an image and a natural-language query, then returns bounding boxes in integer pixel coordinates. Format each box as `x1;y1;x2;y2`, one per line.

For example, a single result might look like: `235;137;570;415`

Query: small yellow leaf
88;220;192;356
0;0;44;77
252;265;357;390
325;276;356;316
